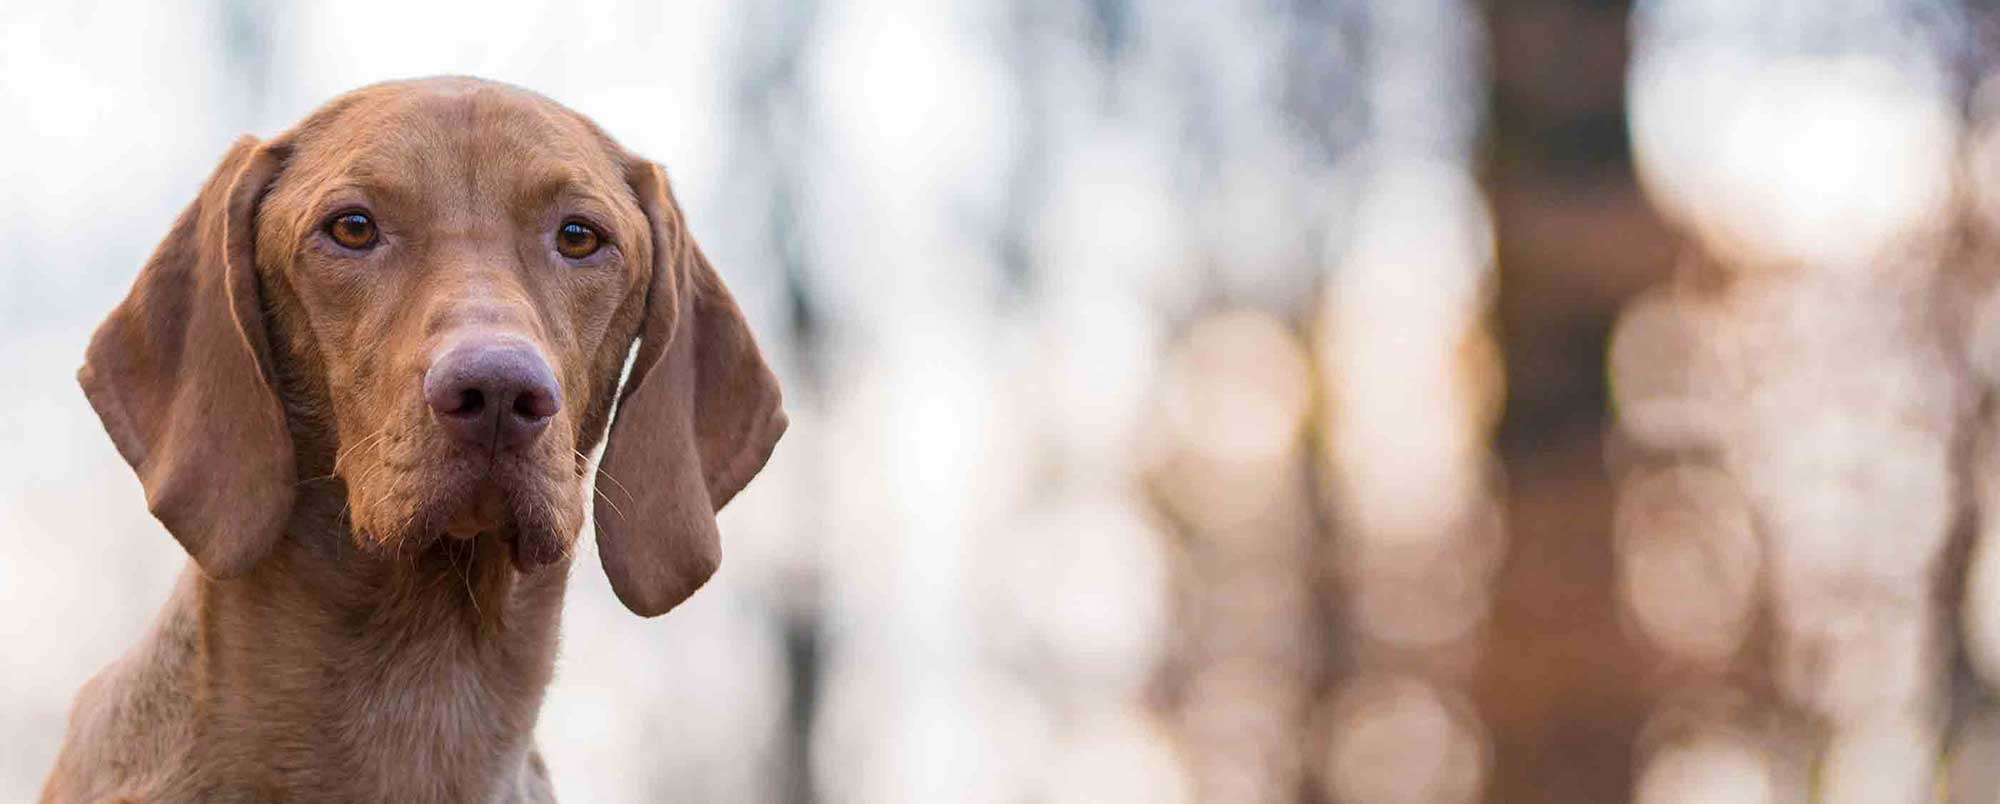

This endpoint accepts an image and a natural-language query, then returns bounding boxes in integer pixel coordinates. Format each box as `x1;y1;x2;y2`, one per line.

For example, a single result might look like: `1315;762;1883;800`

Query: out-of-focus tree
1474;0;1676;800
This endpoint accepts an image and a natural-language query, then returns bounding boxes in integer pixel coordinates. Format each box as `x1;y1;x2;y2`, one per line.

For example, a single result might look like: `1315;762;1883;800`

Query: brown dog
41;77;786;803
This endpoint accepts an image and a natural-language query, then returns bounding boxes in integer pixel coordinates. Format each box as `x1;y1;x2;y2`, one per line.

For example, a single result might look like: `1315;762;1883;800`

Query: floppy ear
594;163;787;617
78;136;294;578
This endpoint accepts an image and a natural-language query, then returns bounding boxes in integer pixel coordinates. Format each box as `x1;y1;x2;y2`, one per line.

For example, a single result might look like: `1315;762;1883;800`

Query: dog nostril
513;389;557;421
456;388;486;417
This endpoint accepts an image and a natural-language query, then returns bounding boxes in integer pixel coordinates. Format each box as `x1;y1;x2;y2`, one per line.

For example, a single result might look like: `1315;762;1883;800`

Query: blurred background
8;0;2000;801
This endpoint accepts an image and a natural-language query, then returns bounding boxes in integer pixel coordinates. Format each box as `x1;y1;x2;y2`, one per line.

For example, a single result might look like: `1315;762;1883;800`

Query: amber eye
555;220;602;259
324;211;378;250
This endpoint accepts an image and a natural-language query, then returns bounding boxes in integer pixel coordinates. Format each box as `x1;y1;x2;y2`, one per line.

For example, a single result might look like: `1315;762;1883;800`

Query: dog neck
168;489;570;800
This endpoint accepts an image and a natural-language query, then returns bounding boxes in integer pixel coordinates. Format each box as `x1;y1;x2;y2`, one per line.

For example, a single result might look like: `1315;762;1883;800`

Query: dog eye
555;221;603;260
324;211;379;251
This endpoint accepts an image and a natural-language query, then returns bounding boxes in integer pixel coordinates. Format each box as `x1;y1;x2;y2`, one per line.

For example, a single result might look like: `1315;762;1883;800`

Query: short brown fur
43;77;786;803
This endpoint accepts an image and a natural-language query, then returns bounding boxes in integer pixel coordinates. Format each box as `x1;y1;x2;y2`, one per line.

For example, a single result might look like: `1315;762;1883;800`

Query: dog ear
78;136;294;578
594;162;787;617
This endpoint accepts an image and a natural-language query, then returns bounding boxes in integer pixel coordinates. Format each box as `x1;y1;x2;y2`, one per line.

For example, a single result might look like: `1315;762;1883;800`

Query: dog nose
424;342;561;450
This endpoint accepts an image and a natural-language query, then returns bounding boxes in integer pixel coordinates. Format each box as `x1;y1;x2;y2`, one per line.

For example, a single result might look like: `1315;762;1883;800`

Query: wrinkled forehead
276;81;636;221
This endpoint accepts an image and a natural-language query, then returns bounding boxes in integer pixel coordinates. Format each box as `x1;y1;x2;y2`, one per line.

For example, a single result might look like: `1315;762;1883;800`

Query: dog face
79;78;785;615
257;83;646;570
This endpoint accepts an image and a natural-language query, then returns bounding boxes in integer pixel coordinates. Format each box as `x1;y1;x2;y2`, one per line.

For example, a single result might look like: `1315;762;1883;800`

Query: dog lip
392;449;574;568
509;529;565;573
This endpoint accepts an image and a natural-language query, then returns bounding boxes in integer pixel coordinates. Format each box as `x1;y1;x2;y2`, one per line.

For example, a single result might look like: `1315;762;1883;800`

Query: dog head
79;77;784;616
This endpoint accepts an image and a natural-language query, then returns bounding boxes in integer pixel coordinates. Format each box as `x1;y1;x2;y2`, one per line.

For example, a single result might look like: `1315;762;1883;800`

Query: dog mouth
352;448;577;572
436;477;570;572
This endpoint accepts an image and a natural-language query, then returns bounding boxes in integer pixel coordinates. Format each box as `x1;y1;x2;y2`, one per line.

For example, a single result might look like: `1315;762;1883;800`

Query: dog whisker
571;448;629;522
335;426;391;468
588;482;626;524
451;541;483;620
580;449;637;509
